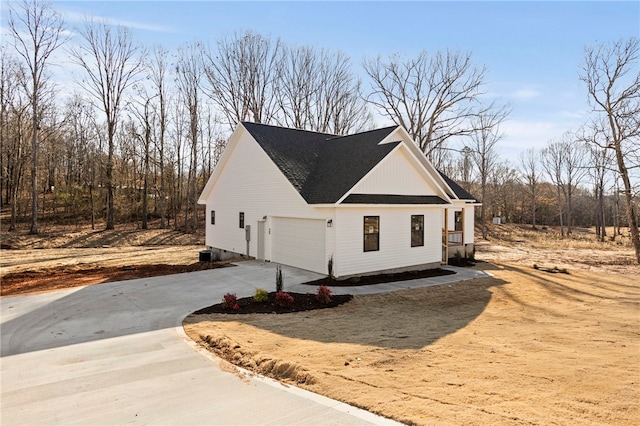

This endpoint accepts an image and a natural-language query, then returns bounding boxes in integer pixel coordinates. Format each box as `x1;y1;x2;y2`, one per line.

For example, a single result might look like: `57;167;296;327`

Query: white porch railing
447;230;463;246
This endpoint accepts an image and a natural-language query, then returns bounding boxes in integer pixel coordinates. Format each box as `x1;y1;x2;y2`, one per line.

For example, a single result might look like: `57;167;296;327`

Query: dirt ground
2;223;639;424
0;225;211;296
183;224;638;425
184;263;639;426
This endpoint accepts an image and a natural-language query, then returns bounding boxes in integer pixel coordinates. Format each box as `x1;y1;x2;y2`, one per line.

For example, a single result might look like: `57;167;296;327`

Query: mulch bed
193;292;353;315
301;267;456;287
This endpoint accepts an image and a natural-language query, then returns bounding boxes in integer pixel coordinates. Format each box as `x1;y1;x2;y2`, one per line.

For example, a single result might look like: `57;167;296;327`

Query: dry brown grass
475;223;637;276
486;224;632;250
184;264;639;426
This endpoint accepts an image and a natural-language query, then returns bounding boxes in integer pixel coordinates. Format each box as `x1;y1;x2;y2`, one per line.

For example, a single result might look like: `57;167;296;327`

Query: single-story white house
198;122;478;278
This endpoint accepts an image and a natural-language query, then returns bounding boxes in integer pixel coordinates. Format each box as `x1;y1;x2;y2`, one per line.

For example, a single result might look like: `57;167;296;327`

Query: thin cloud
511;88;541;100
500;119;572;151
62;10;175;34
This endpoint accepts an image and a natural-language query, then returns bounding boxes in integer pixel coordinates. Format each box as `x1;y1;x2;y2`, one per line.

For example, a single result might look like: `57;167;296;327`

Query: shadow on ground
185;274;509;350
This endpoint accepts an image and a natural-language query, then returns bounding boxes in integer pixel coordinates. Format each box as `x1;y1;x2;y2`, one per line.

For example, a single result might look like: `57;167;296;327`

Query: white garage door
271;217;326;273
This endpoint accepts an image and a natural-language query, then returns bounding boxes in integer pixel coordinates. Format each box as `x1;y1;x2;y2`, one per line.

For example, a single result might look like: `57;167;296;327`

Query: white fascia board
197;124;245;204
385;127;455;202
392;126;461;200
308;203;338;208
377;126;401;144
397;144;454;203
337;132;455;205
336;203;449;209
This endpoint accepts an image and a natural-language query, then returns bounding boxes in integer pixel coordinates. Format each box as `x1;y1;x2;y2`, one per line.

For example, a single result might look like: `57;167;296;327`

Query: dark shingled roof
243;122;398;204
242;122;471;205
341;194;449;205
438;170;477;202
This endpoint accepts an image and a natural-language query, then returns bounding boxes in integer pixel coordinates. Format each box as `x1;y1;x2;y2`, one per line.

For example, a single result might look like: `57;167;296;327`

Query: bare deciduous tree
175;42;203;232
519;148;541;229
578;120;615;241
63;93;99;229
8;0;67;234
541;133;587;237
128;89;154;229
203;31;282;130
580;37;640;263
562;134;588;235
277;46;370;134
149;45;170;229
1;51;29;231
542;139;568;237
363;50;489;160
470;105;509;239
70;19;144;230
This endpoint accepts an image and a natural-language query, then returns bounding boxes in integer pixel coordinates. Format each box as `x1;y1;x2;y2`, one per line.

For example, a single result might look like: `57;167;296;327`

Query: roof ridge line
324;125;399;141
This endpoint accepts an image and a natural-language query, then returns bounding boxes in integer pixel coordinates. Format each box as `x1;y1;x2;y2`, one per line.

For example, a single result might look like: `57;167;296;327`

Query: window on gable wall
411;215;424;247
210;210;215;225
364;216;380;252
239;212;244;228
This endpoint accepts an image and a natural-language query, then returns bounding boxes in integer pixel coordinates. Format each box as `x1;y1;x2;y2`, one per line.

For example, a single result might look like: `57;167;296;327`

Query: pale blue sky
2;1;639;162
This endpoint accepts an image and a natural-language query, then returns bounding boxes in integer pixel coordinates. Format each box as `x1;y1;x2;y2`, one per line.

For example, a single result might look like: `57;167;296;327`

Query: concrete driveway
1;260;485;425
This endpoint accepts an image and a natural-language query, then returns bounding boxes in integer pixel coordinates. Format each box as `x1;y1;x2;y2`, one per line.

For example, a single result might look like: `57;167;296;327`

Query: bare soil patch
184;264;639;425
1;224;212;296
1;262;228;297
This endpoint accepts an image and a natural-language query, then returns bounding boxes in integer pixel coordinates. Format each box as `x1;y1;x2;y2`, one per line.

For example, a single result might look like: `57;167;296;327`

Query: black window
210;210;215;225
364;216;379;252
411;215;424;247
239;212;244;228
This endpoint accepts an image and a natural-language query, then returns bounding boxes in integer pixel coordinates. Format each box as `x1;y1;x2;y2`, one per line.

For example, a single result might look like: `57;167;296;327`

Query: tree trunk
480;177;487;240
615;146;640;263
142;127;150;230
566;186;572;235
89;183;95;230
531;185;537;229
29;114;38;234
557;186;565;238
106;121;115;230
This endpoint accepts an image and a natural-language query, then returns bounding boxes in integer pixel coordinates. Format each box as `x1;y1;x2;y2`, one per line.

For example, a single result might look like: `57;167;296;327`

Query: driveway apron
2;260;484;425
1;262;407;425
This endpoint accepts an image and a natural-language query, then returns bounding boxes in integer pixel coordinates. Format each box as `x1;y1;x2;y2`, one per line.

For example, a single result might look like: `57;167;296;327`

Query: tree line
1;1;638;262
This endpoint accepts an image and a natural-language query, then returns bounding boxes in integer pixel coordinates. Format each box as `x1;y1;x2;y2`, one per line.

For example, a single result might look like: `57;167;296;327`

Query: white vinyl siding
334;207;442;277
271;217;326;273
350;147;442;196
205;129;333;259
463;205;475;244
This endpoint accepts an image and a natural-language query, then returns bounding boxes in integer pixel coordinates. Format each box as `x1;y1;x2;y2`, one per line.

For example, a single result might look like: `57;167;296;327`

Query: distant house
198;122;478;278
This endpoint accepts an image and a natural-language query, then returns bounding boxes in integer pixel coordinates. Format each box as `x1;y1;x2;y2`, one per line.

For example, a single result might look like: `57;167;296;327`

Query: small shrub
222;293;237;310
316;285;332;304
253;288;269;303
468;248;476;262
451;250;463;266
327;255;334;282
275;291;294;308
275;265;284;292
